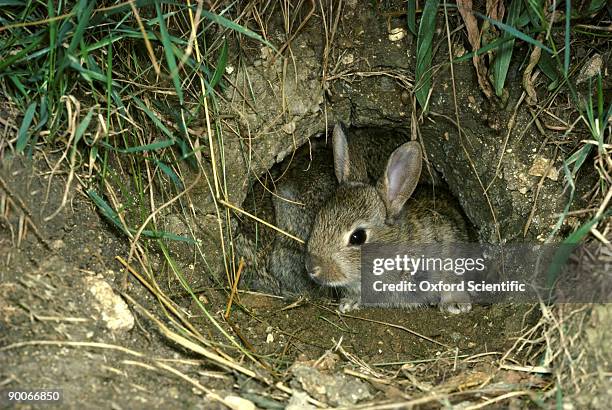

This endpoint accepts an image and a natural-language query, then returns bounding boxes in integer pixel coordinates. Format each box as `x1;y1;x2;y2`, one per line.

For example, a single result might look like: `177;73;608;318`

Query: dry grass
1;0;610;408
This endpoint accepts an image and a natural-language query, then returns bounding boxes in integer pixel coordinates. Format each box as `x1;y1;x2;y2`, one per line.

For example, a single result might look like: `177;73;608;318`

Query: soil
1;0;607;408
0;159;226;408
0;158;538;408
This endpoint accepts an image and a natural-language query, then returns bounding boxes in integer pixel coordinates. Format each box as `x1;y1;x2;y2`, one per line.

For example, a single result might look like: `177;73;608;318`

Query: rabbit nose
305;255;322;279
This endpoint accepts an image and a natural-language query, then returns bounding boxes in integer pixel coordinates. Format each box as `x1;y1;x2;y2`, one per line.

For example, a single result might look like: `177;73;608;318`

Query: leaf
98;139;175;153
202;10;277;51
132;97;176;140
453;35;514;63
58;0;95;77
537;50;560;82
587;0;607;13
0;35;44;72
150;158;184;189
406;0;416;35
415;0;440;111
524;0;545;26
16;102;37;153
546;210;611;288
155;1;184;105
9;75;27;98
67;0;95;56
67;54;109;83
87;189;195;243
74;106;96;144
472;9;552;53
566;143;592;175
491;0;523;96
87;189;125;233
209;39;228;90
563;0;570;76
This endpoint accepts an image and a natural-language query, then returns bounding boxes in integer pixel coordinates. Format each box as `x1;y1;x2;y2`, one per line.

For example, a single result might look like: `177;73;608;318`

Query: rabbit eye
349;229;367;246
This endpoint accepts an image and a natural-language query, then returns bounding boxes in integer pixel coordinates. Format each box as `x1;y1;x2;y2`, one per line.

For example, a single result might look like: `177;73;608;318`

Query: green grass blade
605;102;612;136
132;97;176;140
150;158;184;189
202;10;277;51
75;106;95;144
525;0;545;26
139;229;196;242
98;139;176;153
56;0;94;78
66;55;111;83
406;0;416;35
472;10;552;53
453;36;515;63
16;102;37;153
87;189;195;243
546;210;611;288
8;75;27;98
47;0;57;86
492;0;523;96
35;97;48;133
563;0;571;76
87;189;126;233
209;39;228;90
596;74;604;134
567;144;592;175
547;164;573;240
0;35;44;72
83;34;126;54
67;0;94;56
587;0;607;13
155;1;184;105
415;0;440;111
537;50;560;82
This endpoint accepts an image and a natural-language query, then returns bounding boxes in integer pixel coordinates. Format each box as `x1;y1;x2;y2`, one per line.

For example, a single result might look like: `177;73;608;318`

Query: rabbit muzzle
305;253;349;286
305;254;322;283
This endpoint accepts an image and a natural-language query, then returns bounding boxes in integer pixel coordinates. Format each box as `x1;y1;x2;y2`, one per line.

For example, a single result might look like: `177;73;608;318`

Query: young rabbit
268;138;338;295
305;126;472;314
266;124;408;295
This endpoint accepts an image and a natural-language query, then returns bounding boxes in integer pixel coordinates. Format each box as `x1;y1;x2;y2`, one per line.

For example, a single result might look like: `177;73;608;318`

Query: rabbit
267;138;339;295
264;124;410;296
304;126;472;314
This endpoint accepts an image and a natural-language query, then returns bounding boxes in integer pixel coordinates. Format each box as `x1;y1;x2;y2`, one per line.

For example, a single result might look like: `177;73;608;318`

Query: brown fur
305;128;472;314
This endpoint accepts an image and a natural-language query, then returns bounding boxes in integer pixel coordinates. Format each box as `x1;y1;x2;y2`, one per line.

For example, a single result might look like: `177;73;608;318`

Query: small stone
85;277;134;331
341;53;354;65
453;43;466;58
224;395;255;410
528;156;559;181
287;391;316;410
50;239;65;250
576;53;602;84
282;121;296;134
388;27;407;42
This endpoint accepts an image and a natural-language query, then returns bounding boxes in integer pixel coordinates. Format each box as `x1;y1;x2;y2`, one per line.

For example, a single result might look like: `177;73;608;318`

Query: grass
1;0;611;407
1;0;272;372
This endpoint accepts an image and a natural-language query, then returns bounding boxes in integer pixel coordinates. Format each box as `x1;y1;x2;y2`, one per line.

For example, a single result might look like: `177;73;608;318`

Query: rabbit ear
332;123;351;183
380;141;422;218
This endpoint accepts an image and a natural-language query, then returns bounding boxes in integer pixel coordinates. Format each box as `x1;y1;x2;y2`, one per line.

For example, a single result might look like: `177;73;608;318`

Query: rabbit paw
339;297;360;313
440;291;472;314
440;302;472;314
